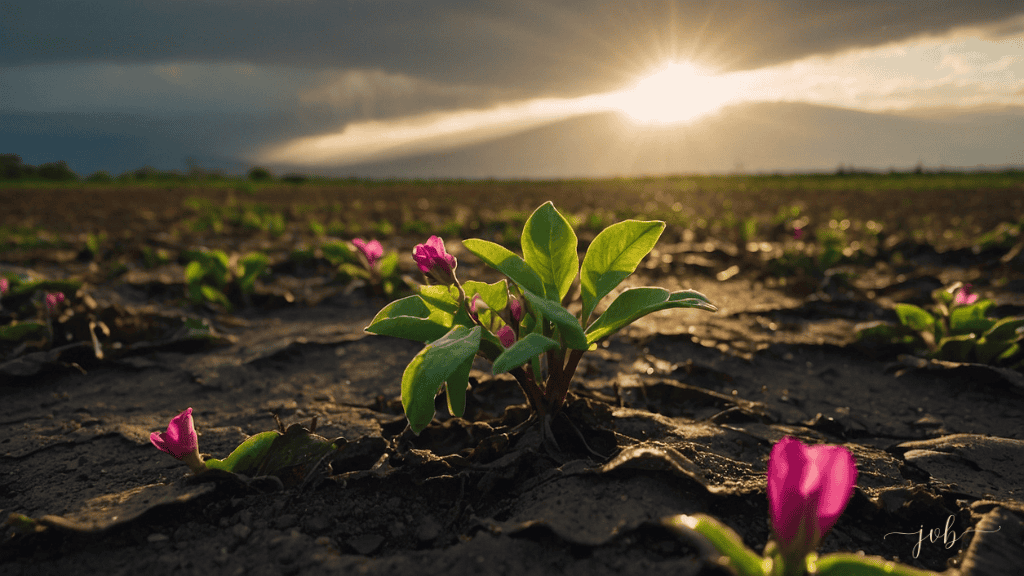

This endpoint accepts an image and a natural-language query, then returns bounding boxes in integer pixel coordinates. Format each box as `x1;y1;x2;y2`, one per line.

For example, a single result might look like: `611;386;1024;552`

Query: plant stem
543;349;585;412
510;366;547;417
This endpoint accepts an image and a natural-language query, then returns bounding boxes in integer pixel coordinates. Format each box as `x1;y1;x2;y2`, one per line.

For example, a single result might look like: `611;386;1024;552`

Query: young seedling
184;249;269;310
151;407;341;486
366;201;717;434
857;282;1024;367
667;437;939;576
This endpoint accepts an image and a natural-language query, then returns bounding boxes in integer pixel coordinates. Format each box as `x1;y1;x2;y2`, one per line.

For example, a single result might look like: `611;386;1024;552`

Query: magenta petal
413;243;437;273
768;436;856;552
151;407;198;459
497;325;516;348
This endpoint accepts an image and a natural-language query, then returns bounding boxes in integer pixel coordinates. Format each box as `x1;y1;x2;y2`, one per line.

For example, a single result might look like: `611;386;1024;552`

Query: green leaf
934;333;976;362
0;322;46;342
855;321;921;347
418;284;462;314
322;241;353;266
6;279;82;298
982;316;1024;341
377;251;399;278
585;288;717;345
664;515;765;576
204;426;339;484
520;202;579;301
365;295;453;343
997;342;1020;362
401;325;482;434
521;289;588;349
184;260;206;285
237;252;269;294
975;334;1015;365
200;285;232;310
205;431;279;474
812;552;941;576
463;280;508;313
443;353;474;418
949;300;994;335
580;219;665;324
492;332;560;374
462;238;545;296
894;303;935;333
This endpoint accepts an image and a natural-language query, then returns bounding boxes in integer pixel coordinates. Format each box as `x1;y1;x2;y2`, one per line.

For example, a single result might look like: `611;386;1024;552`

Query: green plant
857;283;1024;366
365;202;716;434
184;249;269;310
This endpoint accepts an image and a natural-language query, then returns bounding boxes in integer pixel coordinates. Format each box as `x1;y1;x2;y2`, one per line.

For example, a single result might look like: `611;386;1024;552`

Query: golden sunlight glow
605;62;746;124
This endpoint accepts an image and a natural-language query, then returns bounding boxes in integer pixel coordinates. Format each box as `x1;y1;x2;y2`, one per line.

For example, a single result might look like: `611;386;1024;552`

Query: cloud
3;1;1022;96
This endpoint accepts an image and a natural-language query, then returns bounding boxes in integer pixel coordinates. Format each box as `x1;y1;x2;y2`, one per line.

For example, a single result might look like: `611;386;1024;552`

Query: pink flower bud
352;238;384;269
0;278;8;294
768;437;856;563
508;296;523;322
793;227;804;240
953;284;979;306
151;407;199;459
497;325;516;348
413;236;457;285
45;292;65;311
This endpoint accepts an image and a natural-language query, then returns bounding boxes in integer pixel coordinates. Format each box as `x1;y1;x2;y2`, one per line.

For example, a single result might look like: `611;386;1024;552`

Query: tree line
0;154;310;184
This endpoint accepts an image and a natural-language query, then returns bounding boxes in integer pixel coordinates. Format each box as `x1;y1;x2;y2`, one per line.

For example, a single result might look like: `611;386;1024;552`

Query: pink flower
151;408;198;458
0;278;8;294
953;284;979;306
793;227;804;240
497;325;516;348
469;294;483;321
45;292;65;311
768;437;856;563
352;238;384;269
413;235;457;284
508;296;523;322
151;408;206;474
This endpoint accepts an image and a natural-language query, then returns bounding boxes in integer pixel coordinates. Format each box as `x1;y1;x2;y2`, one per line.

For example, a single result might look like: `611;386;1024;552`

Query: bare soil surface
2;182;1024;576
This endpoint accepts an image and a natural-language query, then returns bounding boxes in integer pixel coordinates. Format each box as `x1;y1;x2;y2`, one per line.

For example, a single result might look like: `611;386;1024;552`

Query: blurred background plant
183;249;269;311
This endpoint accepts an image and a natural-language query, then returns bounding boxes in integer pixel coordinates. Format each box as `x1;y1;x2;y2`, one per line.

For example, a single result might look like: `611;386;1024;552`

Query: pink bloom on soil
954;284;979;306
352;238;384;269
413;236;457;284
767;436;857;562
0;278;8;294
497;325;516;348
45;292;65;311
150;407;199;460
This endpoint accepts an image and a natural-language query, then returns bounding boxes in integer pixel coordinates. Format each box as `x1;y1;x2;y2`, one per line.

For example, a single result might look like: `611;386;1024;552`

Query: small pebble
232;524;252;540
147;533;170;543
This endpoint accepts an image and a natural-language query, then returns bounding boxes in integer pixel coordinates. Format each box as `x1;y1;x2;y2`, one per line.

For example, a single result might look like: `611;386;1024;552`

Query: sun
608;61;741;124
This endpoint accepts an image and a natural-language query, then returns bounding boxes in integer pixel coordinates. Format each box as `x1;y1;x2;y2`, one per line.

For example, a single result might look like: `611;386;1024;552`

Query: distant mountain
313;102;1024;179
4;102;1022;179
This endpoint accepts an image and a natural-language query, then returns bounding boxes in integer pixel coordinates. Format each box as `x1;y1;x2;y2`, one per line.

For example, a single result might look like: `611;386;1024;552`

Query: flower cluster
413;235;457;285
45;292;64;311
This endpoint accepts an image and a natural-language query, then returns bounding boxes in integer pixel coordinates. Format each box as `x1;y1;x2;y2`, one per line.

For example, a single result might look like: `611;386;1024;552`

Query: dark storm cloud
4;1;1022;96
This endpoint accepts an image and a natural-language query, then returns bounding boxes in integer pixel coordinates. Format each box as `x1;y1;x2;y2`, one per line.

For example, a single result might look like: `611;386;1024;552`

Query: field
2;173;1024;575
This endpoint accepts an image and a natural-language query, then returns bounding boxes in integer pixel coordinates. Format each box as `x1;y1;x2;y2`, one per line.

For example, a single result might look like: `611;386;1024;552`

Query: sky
2;1;1023;178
